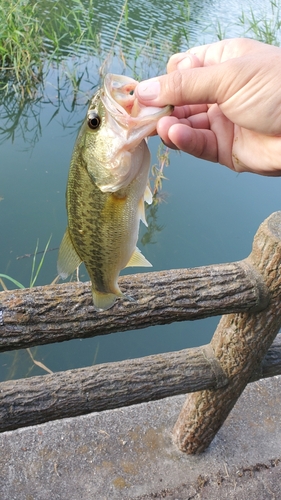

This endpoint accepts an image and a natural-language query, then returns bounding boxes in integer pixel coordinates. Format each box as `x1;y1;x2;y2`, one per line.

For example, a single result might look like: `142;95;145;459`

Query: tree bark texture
173;212;281;454
0;334;280;433
0;260;269;352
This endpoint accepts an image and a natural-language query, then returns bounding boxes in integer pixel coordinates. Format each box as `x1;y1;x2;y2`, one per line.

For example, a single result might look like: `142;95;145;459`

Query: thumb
135;63;241;108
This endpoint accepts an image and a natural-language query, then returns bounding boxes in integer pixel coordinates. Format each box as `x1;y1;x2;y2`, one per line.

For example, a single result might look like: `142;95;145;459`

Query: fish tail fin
92;289;123;312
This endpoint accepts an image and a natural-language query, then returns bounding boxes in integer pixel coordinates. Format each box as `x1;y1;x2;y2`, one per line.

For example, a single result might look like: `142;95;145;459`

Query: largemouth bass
57;74;172;311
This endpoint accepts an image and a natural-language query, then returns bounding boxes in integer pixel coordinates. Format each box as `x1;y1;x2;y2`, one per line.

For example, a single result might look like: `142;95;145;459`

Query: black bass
57;74;172;311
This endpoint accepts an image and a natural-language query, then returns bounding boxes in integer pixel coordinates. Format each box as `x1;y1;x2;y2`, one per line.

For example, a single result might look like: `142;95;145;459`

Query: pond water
1;0;281;380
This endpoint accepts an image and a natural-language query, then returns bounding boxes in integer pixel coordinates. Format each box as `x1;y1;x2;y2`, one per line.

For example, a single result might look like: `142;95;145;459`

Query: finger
187;112;210;130
156;115;210;141
147;129;158;137
156;116;181;149
207;105;234;168
135;38;278;109
158;120;219;163
165;41;227;73
172;104;208;119
167;52;202;73
135;58;249;108
175;38;265;69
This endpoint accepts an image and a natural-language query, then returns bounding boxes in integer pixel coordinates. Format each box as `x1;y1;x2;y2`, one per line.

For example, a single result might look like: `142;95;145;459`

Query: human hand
135;38;281;176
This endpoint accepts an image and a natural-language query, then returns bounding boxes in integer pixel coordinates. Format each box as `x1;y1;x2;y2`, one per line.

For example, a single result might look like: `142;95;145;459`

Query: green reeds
238;0;281;46
0;235;55;378
0;0;99;95
0;235;51;291
0;0;45;95
0;274;25;290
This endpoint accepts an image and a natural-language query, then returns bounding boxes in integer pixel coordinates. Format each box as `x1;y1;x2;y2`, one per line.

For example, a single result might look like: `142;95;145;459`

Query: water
1;0;280;380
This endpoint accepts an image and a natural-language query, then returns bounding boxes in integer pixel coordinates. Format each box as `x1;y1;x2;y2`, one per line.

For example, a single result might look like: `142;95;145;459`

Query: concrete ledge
1;376;281;499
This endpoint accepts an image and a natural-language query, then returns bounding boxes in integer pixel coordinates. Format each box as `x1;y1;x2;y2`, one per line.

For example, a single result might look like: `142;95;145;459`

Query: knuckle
166;71;184;105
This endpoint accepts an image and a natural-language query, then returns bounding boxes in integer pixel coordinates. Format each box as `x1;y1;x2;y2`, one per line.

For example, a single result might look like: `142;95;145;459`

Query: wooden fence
1;211;281;454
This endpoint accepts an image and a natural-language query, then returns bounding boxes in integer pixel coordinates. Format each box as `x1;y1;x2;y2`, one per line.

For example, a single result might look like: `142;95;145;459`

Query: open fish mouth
101;73;173;131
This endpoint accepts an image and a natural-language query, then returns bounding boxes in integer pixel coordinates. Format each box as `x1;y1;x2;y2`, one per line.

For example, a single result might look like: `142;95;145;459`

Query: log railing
1;211;281;454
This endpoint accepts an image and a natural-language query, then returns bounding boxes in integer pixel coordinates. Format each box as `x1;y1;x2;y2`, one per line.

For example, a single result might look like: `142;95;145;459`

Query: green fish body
58;74;172;311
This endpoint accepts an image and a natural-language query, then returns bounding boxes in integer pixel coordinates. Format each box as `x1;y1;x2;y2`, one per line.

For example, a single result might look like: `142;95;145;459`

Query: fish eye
87;112;101;130
129;90;134;96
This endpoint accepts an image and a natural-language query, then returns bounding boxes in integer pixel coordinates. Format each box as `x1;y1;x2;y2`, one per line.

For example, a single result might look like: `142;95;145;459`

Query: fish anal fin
125;247;152;268
57;228;82;279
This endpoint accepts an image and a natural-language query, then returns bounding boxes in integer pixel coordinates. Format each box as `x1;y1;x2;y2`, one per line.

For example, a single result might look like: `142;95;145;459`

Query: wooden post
173;212;281;454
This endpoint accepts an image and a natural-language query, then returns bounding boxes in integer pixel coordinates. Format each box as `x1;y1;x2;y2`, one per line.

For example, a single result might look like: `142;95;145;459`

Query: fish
57;73;173;311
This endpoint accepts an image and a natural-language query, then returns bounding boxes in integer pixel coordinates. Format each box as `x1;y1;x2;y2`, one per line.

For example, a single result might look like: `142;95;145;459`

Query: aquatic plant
151;144;170;198
238;0;281;46
0;235;52;291
0;0;45;95
0;236;53;377
0;0;99;95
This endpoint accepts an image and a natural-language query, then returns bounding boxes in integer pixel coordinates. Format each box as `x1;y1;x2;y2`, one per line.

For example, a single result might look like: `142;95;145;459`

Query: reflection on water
1;0;277;145
0;0;281;380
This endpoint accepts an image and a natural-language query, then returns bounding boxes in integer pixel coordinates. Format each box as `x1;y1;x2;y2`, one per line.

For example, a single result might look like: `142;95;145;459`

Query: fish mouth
101;73;173;132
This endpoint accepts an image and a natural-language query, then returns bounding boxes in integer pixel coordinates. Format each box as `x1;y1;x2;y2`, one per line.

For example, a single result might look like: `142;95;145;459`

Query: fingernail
137;78;160;100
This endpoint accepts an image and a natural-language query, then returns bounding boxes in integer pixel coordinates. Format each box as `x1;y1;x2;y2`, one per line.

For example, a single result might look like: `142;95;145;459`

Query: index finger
167;37;268;73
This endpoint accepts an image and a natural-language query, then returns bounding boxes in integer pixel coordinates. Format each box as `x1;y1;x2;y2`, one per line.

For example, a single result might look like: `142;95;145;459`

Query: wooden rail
1;211;281;454
0;260;268;351
0;335;280;433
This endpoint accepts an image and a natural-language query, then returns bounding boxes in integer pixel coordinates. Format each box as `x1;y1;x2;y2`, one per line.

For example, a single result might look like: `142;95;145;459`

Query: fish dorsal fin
125;247;152;268
57;228;82;279
144;185;153;205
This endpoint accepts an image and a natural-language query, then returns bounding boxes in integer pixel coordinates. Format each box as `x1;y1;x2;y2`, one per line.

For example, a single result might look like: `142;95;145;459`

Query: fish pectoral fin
138;197;148;226
139;186;153;227
92;290;122;311
144;185;153;205
57;228;82;279
125;247;152;268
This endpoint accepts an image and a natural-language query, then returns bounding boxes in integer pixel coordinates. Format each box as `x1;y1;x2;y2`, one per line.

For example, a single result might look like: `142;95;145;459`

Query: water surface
0;0;280;380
